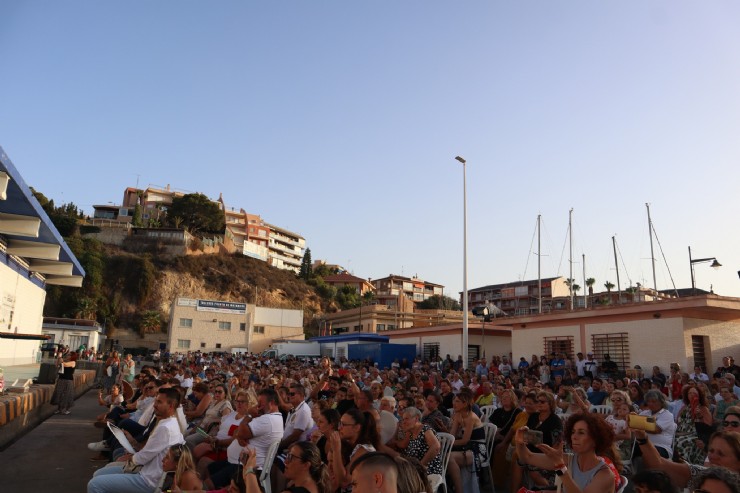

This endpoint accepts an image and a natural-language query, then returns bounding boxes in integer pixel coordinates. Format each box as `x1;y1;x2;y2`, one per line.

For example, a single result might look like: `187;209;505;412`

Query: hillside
43;237;335;336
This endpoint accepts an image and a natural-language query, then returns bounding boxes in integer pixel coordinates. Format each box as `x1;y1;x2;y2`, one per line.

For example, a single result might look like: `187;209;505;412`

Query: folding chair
480;405;496;424
429;432;454;493
480;423;498;493
589;405;612;415
260;441;281;493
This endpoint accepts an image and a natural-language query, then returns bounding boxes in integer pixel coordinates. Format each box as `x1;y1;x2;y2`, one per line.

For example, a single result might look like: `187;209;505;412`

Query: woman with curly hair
515;412;622;493
674;385;714;464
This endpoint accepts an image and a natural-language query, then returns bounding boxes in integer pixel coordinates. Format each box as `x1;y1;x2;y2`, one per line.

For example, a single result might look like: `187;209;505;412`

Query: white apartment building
265;223;305;273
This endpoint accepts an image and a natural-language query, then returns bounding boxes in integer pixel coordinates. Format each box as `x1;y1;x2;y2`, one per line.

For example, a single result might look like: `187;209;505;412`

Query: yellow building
167;297;304;354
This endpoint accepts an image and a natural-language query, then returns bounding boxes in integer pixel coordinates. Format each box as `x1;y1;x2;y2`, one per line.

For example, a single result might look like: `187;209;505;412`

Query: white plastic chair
559;413;572;424
260;441;281;493
590;405;612;415
429;432;454;493
481;423;498;492
616;475;628;493
480;405;496;424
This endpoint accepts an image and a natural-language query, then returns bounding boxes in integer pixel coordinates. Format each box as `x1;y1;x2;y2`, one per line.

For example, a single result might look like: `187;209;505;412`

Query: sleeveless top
60;365;75;381
569;456;607;491
405;424;442;475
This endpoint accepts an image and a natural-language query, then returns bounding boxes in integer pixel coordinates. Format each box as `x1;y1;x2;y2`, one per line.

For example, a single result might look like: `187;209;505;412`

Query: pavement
0;386;105;492
1;362;43;384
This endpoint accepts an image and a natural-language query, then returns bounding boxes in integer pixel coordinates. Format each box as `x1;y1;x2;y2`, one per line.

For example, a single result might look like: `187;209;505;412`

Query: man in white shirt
88;388;184;493
181;369;194;389
575;352;586;377
689;365;710;383
450;373;464;394
280;384;314;450
206;388;284;489
583;353;598;378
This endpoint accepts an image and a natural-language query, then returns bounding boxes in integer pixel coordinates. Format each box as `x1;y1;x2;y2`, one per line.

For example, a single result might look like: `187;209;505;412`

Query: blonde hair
168;444;197;486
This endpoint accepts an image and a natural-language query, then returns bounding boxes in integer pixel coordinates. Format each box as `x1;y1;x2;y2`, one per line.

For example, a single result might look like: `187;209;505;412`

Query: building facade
0;147;85;365
323;273;375;296
465;277;571;315
42;318;104;351
265;223;305;273
373;274;444;306
167;297;305;354
491;294;740;375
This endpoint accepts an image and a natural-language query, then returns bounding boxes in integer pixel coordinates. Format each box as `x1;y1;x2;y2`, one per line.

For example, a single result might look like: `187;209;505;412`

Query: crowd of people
73;348;740;493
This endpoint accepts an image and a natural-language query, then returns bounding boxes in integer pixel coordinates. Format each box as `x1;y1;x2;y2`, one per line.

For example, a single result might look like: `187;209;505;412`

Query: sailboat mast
646;203;658;297
613;235;622;304
538;214;542;314
569;208;574;311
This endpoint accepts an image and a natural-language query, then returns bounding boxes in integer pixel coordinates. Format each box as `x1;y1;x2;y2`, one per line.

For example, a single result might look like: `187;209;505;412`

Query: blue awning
0;146;85;283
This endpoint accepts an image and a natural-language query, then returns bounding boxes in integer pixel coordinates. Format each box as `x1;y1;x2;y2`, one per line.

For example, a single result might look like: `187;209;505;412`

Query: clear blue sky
2;1;739;298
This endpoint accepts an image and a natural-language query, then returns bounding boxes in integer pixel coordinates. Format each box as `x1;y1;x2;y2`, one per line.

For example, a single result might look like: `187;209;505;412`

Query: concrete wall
0;262;46;366
0;369;96;450
510;315;740;375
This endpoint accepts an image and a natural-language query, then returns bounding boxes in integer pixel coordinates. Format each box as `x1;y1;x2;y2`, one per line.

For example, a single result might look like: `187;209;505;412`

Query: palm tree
586;278;595;296
604;281;615;293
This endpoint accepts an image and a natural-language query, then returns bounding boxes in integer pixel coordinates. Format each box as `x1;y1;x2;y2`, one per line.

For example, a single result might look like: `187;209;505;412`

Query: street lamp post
689;246;722;295
455;155;468;371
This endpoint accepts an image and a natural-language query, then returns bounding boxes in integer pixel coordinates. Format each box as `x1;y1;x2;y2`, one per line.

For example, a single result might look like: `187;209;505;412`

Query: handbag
122;457;143;474
106;365;113;377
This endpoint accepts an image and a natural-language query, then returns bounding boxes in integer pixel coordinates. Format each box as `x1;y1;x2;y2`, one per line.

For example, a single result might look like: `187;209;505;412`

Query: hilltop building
323;273;375;296
373;274;444;307
0;147;85;365
92;186;306;273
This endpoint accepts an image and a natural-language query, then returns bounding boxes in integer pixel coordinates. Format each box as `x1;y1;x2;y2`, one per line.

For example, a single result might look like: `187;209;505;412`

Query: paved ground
0;389;105;492
2;362;42;384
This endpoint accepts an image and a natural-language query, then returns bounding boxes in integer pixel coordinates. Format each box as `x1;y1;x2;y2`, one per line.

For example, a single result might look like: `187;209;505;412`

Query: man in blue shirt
587;378;609;406
550;352;566;380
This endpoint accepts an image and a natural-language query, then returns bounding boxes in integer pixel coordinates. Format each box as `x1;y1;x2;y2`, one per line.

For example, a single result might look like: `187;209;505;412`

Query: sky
1;1;739;298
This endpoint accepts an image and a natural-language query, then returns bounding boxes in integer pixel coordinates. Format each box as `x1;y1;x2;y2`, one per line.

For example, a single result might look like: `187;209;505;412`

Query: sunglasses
288;392;297;396
214;390;225;394
236;399;248;404
145;386;156;390
339;421;357;427
723;420;740;428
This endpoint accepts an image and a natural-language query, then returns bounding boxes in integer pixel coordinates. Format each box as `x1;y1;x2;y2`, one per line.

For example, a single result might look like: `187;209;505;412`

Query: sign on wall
196;299;247;314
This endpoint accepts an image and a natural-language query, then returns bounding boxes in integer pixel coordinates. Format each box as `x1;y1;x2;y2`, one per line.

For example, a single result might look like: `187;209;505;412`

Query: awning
0;332;51;341
0;147;85;285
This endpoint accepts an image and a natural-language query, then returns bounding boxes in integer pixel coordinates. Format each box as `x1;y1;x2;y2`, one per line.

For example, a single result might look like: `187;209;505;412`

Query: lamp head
711;259;722;269
455;156;466;164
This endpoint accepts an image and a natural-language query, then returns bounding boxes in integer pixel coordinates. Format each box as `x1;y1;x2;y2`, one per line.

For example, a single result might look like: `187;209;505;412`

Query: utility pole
569;208;574;311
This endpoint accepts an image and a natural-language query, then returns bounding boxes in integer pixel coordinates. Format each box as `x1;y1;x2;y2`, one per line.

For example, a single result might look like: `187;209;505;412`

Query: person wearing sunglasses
281;442;332;493
282;385;314;449
634;426;740;490
722;408;740;431
191;390;251;472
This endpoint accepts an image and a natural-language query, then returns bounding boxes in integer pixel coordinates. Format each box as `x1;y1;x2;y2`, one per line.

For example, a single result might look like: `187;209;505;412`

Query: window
376;324;386;331
591;333;630;372
240;323;246;331
200;343;206;348
177;339;191;349
468;345;480;362
179;318;193;328
353;325;361;332
387;324;396;330
423;342;440;363
543;336;574;359
218;321;231;331
216;343;222;349
253;326;265;334
692;335;708;372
